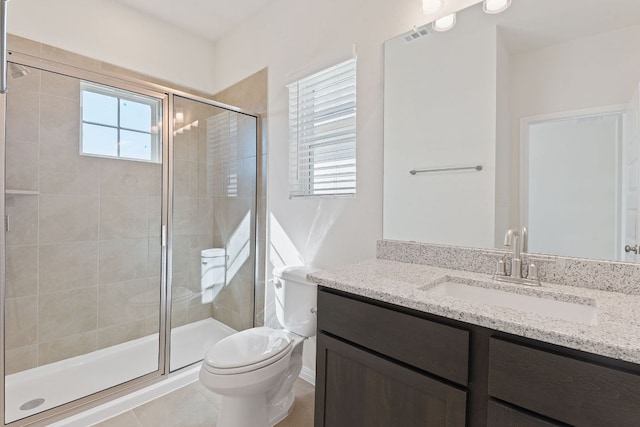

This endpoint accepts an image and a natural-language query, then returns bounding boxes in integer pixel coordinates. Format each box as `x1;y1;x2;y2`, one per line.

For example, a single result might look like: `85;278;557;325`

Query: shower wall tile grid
5;69;162;374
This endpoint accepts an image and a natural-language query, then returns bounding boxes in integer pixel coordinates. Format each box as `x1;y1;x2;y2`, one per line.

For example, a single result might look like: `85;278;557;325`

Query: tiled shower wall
4;68;162;374
171;98;257;332
213;68;267;328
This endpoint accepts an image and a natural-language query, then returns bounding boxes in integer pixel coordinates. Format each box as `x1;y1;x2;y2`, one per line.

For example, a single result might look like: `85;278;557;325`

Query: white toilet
199;266;317;427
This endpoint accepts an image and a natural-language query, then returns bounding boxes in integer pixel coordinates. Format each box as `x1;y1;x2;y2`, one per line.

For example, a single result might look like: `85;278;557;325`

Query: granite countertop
308;258;640;365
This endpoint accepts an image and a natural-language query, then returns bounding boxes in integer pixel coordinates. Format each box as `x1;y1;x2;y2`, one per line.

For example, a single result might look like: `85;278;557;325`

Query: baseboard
299;366;316;386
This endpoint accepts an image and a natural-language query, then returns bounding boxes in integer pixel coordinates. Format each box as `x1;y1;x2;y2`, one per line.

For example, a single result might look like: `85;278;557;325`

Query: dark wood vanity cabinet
315;287;640;427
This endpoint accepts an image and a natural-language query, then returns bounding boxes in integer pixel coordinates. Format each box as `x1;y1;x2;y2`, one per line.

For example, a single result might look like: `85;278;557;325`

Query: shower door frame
0;49;260;427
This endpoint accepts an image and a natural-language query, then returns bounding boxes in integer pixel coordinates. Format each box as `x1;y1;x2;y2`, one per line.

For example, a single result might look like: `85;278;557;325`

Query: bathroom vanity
311;256;640;427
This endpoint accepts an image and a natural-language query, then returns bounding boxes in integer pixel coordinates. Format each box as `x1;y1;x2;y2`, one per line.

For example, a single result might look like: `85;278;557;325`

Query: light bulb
483;0;512;14
432;13;456;32
422;0;443;14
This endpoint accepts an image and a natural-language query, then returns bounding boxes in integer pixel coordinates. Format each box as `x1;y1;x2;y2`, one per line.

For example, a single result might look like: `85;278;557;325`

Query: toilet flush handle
310;307;317;315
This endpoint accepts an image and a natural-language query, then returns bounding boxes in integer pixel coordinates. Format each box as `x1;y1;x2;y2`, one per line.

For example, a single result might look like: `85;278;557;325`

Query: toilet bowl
199;266;316;427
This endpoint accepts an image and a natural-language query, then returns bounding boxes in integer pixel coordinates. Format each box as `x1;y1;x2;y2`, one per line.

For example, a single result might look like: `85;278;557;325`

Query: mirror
383;0;640;262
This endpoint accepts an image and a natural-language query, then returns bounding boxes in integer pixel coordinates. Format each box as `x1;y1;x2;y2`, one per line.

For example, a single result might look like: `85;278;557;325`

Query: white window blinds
288;58;357;197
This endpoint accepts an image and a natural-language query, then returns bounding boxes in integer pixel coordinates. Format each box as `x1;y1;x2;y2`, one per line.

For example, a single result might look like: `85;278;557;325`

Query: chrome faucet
494;227;541;286
504;229;521;279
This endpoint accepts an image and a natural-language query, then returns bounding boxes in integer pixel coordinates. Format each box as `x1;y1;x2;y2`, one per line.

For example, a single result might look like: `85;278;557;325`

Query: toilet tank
272;266;317;337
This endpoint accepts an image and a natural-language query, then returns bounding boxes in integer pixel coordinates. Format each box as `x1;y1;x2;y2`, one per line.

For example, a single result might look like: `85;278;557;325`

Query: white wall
7;0;217;93
211;0;483;376
383;25;497;248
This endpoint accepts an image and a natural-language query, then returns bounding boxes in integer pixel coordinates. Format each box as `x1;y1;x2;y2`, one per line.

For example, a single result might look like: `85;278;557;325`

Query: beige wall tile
148;237;162;279
8;34;43;57
7;66;41;93
97;320;153;350
100;196;149;240
6;89;39;144
6;141;38;191
98;278;149;328
238;114;258;159
145;276;162;315
148;196;162;237
100;159;157;197
213;68;268;115
213;196;254;242
148;164;162;197
211;305;251;331
41;71;80;99
172;197;197;235
170;306;188;329
5;345;38;375
171;234;189;274
5;193;38;247
198;198;215;236
38;287;98;342
39;195;99;243
38;331;97;365
186;298;212;323
238;156;257;199
173;159;191;197
39;143;101;195
40;44;102;73
40;94;80;146
39;242;98;294
5;297;38;349
99;239;149;284
6;245;38;298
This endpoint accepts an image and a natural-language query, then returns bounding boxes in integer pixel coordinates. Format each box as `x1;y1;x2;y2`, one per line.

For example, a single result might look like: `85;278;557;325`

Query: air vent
403;24;432;42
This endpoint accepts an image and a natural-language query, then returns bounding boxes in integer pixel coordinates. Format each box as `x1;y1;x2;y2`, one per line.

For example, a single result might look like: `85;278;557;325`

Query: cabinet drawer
487;400;562;427
488;338;640;426
318;289;469;385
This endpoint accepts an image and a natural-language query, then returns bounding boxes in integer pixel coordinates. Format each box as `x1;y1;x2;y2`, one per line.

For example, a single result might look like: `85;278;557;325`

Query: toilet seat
202;327;293;375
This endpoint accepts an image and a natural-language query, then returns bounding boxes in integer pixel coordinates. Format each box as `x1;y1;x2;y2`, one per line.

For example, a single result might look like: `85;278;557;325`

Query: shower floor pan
5;318;235;424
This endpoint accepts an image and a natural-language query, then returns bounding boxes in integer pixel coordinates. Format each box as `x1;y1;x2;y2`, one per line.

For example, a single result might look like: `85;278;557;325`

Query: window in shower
4;65;166;423
80;81;161;163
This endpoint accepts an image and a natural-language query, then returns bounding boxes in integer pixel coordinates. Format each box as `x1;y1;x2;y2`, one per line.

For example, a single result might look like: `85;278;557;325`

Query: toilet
199;266;317;427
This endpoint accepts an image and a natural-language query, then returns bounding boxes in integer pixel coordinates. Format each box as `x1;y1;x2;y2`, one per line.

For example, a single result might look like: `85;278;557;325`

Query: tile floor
92;379;315;427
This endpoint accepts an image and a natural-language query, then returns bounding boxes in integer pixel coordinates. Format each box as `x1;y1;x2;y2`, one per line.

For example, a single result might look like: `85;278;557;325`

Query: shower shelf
5;189;40;195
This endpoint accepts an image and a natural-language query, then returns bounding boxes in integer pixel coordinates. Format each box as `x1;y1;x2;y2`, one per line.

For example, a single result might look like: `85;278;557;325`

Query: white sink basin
423;280;598;325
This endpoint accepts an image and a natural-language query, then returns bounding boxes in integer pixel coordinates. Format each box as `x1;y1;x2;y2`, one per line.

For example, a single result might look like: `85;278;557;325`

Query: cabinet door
315;333;466;427
487;400;563;427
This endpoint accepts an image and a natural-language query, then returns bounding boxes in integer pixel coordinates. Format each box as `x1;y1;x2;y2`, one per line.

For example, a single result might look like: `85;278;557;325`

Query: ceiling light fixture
432;13;456;32
483;0;512;14
422;0;443;14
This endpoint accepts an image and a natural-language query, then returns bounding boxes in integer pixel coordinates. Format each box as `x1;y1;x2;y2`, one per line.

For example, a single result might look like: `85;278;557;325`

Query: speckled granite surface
308;259;640;365
377;240;640;295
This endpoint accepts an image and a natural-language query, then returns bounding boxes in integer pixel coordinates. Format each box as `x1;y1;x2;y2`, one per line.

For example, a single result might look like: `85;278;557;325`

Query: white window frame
80;81;161;163
288;58;357;198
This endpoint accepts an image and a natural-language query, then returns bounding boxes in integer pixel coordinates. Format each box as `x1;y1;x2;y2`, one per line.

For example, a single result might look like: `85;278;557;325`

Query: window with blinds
288;58;357;197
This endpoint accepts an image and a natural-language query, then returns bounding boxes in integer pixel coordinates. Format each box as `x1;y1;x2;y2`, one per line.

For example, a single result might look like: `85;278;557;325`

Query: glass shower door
170;95;257;371
3;63;166;423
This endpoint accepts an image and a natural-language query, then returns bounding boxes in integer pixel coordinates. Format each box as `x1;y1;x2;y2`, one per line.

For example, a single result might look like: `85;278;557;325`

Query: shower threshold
5;318;235;424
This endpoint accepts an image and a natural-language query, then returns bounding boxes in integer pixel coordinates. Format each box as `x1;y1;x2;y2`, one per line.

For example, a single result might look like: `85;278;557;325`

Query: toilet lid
204;327;292;371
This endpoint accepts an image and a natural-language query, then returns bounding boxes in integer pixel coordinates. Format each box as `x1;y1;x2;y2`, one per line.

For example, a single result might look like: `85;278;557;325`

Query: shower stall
0;45;260;425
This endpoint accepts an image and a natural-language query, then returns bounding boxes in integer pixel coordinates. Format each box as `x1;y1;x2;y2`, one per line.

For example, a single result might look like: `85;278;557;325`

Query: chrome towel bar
409;165;483;175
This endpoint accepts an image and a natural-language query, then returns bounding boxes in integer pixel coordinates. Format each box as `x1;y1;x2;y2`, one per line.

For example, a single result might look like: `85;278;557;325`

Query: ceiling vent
403;24;432;42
